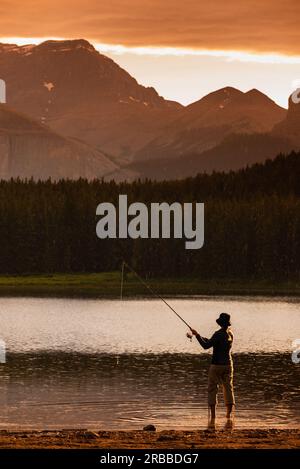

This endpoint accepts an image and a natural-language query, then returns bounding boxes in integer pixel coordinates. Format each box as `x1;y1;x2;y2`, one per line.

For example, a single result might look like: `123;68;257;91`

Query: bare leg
207;405;216;430
210;405;216;420
224;404;235;430
226;404;234;419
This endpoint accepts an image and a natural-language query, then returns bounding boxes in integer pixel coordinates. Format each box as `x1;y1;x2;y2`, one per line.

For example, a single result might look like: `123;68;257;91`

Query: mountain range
0;39;299;181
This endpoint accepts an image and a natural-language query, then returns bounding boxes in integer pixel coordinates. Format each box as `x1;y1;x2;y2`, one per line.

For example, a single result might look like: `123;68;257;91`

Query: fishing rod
121;260;194;338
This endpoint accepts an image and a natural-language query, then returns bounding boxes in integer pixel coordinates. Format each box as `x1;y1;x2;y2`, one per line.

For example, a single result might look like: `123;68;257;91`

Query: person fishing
190;313;235;425
121;262;235;426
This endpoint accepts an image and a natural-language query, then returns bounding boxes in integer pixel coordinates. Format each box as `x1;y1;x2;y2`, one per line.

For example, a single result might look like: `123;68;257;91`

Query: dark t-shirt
196;328;233;365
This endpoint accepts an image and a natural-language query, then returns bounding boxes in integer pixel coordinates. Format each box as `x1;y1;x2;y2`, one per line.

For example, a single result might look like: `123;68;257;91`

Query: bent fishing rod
121;260;194;335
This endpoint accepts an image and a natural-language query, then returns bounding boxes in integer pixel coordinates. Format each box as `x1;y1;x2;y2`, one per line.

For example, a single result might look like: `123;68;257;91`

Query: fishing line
121;260;193;332
21;264;194;410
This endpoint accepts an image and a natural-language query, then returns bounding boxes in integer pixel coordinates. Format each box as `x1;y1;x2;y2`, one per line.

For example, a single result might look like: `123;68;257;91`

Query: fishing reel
186;331;193;342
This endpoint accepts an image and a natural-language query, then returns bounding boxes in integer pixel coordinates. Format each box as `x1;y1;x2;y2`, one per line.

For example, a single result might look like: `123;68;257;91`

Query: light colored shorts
208;364;235;406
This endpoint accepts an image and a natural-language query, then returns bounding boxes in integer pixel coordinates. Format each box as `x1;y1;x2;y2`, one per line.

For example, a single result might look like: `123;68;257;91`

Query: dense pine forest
0;151;299;281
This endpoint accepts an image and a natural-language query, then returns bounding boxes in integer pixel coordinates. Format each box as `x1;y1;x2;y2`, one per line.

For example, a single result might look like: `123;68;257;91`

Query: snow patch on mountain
43;82;55;92
0;44;35;55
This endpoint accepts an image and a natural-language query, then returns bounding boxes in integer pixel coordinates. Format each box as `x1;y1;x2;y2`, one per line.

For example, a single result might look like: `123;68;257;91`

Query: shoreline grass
0;272;299;298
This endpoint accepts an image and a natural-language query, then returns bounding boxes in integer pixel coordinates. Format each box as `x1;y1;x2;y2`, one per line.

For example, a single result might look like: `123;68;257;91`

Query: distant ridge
0;104;117;180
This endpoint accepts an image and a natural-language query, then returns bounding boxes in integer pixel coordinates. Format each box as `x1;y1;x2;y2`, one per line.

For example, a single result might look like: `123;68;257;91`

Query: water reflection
0;352;299;429
0;297;299;354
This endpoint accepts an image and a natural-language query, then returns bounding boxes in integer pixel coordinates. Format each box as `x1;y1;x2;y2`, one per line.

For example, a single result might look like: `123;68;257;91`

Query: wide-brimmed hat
216;313;231;327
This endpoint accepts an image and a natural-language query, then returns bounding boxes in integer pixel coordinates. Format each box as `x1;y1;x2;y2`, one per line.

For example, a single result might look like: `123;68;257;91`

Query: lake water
0;297;299;430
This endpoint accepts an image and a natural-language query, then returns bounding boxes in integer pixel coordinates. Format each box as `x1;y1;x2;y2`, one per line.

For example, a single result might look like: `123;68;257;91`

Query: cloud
93;44;300;64
0;0;299;55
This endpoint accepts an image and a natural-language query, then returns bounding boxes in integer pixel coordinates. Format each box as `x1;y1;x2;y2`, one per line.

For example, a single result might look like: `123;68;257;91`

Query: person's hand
190;328;198;336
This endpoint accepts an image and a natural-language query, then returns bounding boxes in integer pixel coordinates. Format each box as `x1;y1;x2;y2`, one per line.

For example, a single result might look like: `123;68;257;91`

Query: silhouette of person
191;313;235;426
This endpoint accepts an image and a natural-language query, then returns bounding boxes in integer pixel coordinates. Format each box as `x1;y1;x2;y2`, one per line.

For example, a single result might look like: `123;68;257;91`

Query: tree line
0;151;299;280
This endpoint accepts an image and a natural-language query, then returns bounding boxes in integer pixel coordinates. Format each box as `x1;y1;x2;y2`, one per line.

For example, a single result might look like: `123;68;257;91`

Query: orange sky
1;0;300;54
0;0;300;106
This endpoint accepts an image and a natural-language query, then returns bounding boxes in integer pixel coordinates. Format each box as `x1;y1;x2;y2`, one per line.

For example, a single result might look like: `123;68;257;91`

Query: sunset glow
2;37;300;65
1;0;300;112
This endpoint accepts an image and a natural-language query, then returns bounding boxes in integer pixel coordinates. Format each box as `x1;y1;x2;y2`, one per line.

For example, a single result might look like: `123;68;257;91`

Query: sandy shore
0;429;299;449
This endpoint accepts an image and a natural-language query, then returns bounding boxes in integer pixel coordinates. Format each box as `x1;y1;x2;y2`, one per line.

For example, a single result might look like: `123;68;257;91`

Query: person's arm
191;329;216;350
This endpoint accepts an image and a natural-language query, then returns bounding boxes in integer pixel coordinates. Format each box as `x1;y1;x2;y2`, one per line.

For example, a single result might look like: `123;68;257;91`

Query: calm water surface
0;297;299;429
